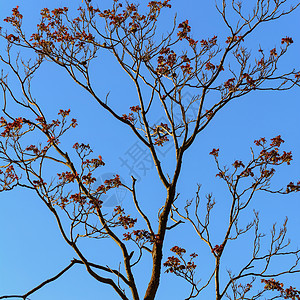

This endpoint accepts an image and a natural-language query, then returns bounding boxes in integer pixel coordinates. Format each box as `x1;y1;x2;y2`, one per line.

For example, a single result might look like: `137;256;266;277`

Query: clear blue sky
0;1;299;299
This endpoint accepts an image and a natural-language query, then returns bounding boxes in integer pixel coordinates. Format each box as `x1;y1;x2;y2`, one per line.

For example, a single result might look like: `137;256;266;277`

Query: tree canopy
0;1;300;299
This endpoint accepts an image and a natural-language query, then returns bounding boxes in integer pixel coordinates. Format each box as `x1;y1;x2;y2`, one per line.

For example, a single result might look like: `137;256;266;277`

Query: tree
0;0;300;299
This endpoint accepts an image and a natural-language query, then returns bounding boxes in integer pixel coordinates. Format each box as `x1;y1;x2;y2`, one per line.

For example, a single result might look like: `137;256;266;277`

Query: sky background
0;0;299;299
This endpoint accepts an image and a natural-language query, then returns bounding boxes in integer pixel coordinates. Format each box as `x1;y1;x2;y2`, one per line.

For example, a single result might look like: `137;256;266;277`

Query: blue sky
0;1;299;299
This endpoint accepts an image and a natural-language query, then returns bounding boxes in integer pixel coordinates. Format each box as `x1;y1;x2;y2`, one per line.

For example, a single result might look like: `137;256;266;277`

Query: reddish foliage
177;20;191;40
262;278;300;299
242;73;256;88
213;136;299;192
225;35;244;44
164;246;197;274
122;113;135;123
224;78;235;90
212;244;224;255
209;148;219;157
130;105;141;112
270;48;277;57
200;35;217;49
281;36;294;45
171;246;186;256
123;229;160;245
0;165;19;191
205;62;215;71
0;117;23;137
233;160;245;169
